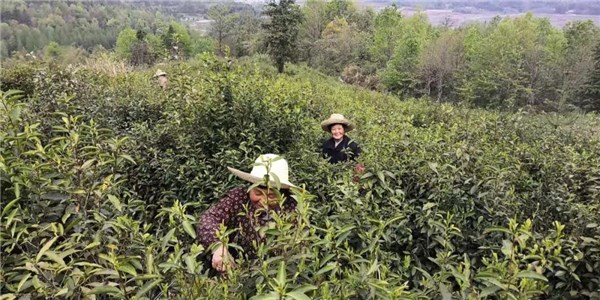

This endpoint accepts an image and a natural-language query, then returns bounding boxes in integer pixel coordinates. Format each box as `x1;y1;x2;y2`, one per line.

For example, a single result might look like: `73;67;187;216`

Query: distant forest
2;0;600;112
0;0;214;59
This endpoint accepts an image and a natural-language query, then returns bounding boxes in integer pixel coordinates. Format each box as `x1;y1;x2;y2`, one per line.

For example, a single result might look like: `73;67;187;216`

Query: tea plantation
1;55;599;299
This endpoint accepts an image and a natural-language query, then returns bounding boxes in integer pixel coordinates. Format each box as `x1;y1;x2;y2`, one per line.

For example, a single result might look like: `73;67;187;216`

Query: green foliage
298;0;328;63
262;0;304;73
44;41;61;58
115;27;137;61
1;54;599;299
370;5;403;67
161;22;193;59
311;17;369;75
578;40;600;112
381;12;435;96
206;4;262;57
324;0;356;22
208;4;238;56
0;0;177;58
456;14;567;109
0;0;205;68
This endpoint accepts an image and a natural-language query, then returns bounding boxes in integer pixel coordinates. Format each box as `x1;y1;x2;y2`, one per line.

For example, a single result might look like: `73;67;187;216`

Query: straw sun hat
153;69;167;77
227;154;297;189
320;113;354;132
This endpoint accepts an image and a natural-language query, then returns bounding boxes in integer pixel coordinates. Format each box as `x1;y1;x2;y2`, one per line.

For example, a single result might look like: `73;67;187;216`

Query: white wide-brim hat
227;154;297;189
320;113;354;132
154;69;167;77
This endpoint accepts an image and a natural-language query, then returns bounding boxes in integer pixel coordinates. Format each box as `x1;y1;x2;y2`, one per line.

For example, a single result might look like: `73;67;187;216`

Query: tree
190;35;215;56
381;12;434;96
208;4;238;56
417;30;465;102
115;27;137;60
115;28;158;65
262;0;303;73
131;30;150;65
523;17;566;107
162;22;193;60
298;0;328;63
561;21;599;110
458;14;567;109
229;8;263;57
325;0;356;22
45;41;61;58
370;5;402;67
352;7;375;34
578;40;600;112
312;17;368;74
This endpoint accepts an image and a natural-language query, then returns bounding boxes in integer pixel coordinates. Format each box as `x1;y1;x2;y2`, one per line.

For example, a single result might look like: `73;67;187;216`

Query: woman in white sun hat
197;154;298;272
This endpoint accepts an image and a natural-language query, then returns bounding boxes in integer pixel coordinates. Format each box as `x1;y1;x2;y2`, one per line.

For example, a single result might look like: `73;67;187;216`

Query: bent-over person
196;154;297;272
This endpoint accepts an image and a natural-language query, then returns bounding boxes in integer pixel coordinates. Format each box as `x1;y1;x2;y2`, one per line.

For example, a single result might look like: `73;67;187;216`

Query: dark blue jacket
322;135;361;164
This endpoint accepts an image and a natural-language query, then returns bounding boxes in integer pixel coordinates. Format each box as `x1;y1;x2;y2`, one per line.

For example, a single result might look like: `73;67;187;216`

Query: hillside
1;54;599;299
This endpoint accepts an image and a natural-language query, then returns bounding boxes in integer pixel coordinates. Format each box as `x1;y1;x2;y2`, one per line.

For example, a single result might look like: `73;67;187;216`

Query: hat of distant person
320;113;354;132
154;69;167;77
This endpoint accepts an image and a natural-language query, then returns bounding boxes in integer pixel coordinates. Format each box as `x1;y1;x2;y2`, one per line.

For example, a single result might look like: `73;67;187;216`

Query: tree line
206;0;600;112
0;0;212;63
2;0;600;112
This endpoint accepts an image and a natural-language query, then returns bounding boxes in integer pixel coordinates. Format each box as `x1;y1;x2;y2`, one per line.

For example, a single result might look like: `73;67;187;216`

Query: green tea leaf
182;221;196;239
289;284;317;294
286;291;311;300
439;282;452;300
501;240;513;257
89;285;122;296
44;251;67;268
54;287;69;297
185;256;196;273
117;263;137;276
250;292;279;300
81;159;96;170
107;195;122;212
1;198;20;217
277;261;287;288
119;154;136;165
135;279;161;298
36;237;58;263
17;273;31;293
316;262;337;276
516;271;548;282
161;228;176;249
84;242;101;250
479;285;502;297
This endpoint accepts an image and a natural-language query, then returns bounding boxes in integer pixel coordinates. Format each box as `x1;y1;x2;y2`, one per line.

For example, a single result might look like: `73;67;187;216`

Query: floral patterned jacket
196;187;297;257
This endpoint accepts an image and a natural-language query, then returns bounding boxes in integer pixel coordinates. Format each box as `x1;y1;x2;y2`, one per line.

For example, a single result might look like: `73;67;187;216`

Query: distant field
184;9;600;34
399;9;600;28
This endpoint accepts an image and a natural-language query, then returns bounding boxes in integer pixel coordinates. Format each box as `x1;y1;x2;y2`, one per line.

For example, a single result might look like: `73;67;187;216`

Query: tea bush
1;54;599;299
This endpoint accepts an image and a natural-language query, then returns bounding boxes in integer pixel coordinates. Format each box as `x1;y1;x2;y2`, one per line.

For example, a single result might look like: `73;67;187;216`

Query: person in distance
320;113;365;176
153;69;168;89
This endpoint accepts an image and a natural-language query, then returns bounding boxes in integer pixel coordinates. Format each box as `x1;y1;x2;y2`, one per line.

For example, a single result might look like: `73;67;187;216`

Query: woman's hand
353;163;365;183
354;163;365;174
212;244;236;272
